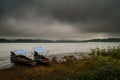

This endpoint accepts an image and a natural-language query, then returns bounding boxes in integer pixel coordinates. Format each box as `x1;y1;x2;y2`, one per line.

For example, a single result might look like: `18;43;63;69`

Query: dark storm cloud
0;0;120;39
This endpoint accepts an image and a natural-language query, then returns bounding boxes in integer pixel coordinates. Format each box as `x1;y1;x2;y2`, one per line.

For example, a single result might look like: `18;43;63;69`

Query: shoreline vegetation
0;38;120;43
1;46;120;80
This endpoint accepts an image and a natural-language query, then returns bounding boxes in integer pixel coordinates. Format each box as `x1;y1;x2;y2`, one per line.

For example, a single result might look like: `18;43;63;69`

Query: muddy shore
1;49;120;80
0;56;79;80
0;53;84;80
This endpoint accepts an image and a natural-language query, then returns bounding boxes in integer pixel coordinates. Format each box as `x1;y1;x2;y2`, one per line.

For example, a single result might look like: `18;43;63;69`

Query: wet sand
0;61;73;80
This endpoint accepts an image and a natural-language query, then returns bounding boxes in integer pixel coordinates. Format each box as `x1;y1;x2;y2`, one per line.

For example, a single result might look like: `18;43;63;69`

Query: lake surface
0;42;120;69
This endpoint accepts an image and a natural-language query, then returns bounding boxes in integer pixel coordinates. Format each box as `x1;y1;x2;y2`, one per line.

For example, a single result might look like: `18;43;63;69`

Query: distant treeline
85;38;120;42
0;38;120;43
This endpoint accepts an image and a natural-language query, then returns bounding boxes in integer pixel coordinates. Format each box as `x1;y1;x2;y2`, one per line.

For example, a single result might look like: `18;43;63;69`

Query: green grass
58;45;120;80
58;55;120;80
90;45;120;59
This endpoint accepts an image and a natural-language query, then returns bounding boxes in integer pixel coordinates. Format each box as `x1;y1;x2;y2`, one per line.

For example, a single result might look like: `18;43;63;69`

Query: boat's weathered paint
34;51;51;65
10;51;37;67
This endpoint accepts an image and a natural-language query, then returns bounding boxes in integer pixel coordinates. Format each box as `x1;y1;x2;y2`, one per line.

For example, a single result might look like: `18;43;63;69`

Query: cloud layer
0;0;120;39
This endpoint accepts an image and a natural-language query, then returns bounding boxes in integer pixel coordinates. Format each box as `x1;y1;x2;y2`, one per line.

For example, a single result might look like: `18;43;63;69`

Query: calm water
0;42;120;69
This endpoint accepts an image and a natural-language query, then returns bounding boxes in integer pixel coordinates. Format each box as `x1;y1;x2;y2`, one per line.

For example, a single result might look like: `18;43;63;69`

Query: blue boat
10;50;37;67
33;47;51;65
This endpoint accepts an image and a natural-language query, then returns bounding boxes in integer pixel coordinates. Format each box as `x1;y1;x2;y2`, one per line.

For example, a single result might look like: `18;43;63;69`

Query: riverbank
1;46;120;80
0;56;120;80
0;54;84;80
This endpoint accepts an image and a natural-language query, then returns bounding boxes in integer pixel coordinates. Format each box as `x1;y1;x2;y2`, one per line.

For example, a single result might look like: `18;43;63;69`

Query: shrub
90;45;120;59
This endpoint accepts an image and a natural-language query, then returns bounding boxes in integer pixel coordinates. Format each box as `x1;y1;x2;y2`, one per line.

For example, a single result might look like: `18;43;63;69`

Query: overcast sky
0;0;120;40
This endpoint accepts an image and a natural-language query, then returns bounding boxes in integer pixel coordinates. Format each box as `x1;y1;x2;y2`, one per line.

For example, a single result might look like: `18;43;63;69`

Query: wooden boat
10;50;37;67
33;47;51;65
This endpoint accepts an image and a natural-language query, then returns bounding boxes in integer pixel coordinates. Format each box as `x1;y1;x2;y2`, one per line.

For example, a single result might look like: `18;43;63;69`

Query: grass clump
59;56;120;80
60;45;120;80
90;45;120;59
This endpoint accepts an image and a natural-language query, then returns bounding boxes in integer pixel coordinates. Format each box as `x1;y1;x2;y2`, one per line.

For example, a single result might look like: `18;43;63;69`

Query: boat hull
10;52;37;67
34;52;51;65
